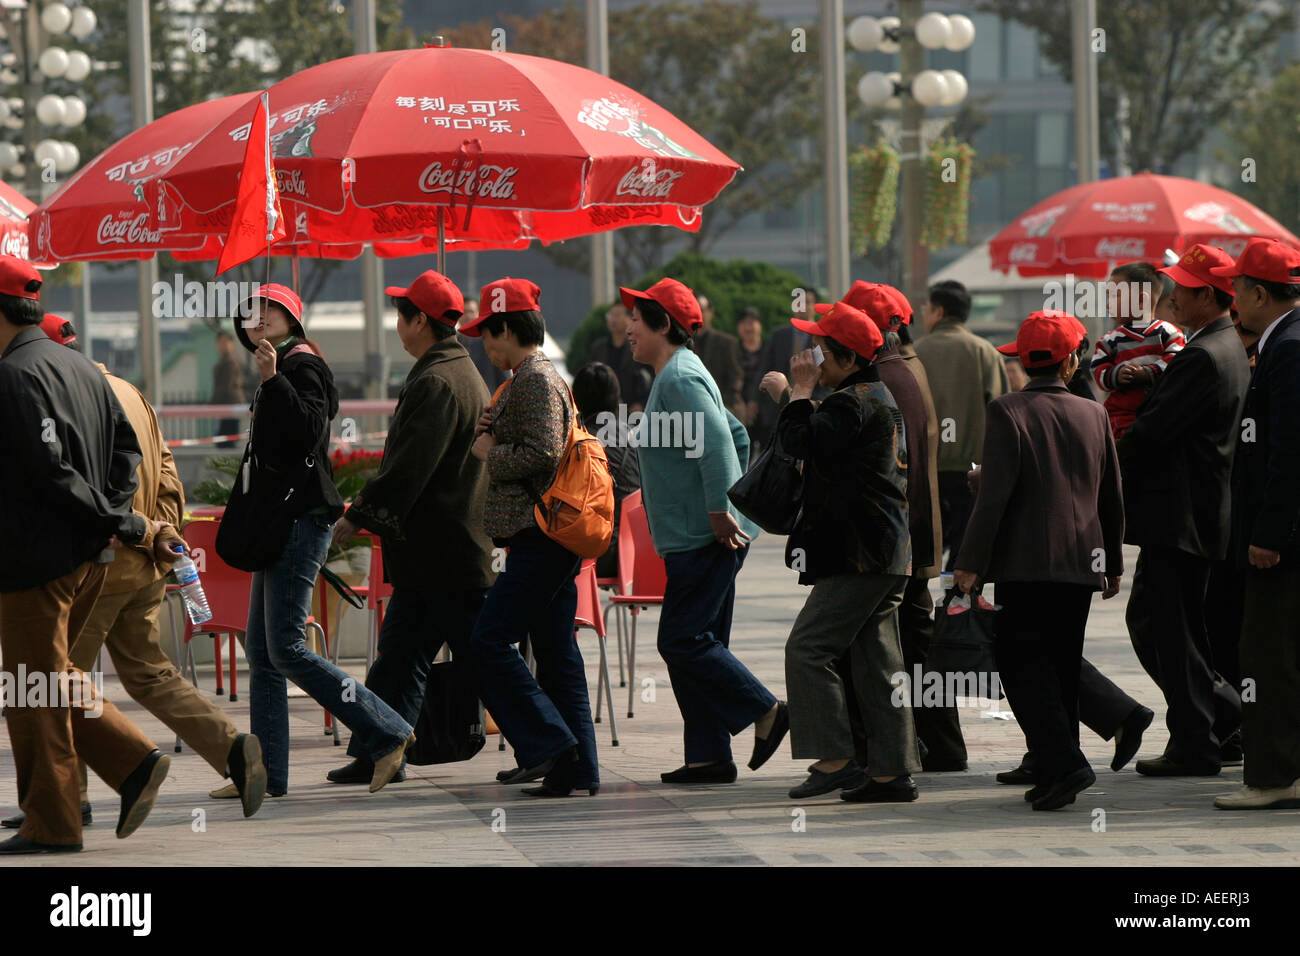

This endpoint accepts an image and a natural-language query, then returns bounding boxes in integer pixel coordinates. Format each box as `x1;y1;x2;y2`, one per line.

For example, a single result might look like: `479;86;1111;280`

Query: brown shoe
371;733;416;793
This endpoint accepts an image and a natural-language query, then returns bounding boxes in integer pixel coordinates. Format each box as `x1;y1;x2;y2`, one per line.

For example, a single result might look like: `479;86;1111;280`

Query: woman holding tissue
762;302;920;802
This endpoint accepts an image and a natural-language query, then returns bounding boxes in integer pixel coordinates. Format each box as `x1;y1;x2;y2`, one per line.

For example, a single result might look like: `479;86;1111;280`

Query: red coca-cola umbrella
989;172;1300;278
0;180;48;264
158;45;739;265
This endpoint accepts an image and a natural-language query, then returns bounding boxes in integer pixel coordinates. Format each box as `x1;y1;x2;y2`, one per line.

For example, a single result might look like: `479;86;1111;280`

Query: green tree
566;252;809;369
443;1;822;284
976;0;1293;173
1220;62;1300;237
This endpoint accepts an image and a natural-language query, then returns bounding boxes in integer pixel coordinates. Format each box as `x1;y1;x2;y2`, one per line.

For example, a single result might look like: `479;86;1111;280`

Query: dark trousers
1127;546;1239;767
346;585;488;765
938;471;974;571
994;582;1094;786
1206;557;1245;691
657;543;776;764
1240;564;1300;789
469;527;597;788
1015;658;1142;772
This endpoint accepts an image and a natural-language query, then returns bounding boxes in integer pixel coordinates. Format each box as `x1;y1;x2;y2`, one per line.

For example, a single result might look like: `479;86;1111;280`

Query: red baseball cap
791;300;884;359
236;282;306;351
997;310;1087;368
0;255;41;300
39;313;76;347
1160;243;1236;295
1209;237;1300;285
460;277;541;337
817;281;911;330
386;270;464;325
619;278;703;334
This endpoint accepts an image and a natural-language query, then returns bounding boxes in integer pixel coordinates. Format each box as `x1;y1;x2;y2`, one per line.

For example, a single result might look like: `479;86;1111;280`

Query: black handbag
727;427;803;534
405;653;487;765
215;441;316;572
925;587;1004;703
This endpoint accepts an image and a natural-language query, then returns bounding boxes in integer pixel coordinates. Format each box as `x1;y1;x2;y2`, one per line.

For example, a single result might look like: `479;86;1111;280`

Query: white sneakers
1214;779;1300;810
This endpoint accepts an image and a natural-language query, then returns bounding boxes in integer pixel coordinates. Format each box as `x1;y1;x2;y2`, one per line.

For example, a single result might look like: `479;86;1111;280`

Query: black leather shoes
116;750;170;839
789;764;866;799
1135;755;1220;777
1111;706;1154;771
996;765;1035;785
497;763;547;785
748;701;789;771
0;834;81;855
328;758;406;784
660;762;738;784
1024;785;1046;802
227;734;267;819
2;803;92;829
1031;767;1095;810
840;775;919;803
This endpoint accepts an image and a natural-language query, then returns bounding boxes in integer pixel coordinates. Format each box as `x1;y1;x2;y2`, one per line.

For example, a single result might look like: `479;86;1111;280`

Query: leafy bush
565;252;814;369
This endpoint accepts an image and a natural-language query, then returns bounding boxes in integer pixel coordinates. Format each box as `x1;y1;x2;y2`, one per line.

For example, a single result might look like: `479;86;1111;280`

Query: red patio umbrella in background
158;45;740;268
989;172;1300;278
0;180;50;265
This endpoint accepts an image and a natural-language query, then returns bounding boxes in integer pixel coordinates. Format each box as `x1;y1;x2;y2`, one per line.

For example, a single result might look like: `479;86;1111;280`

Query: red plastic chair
322;535;392;674
176;518;249;704
606;490;666;719
574;559;618;746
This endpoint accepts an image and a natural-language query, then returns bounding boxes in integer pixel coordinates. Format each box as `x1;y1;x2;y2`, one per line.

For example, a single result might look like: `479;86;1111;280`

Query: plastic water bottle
172;547;212;626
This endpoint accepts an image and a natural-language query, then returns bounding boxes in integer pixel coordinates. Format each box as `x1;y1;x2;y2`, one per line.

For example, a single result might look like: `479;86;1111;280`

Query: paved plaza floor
2;537;1297;867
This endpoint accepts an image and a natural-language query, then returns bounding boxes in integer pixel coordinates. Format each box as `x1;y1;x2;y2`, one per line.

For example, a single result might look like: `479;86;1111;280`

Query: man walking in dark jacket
1212;238;1300;810
0;256;171;854
326;270;496;784
955;311;1125;811
1120;244;1249;776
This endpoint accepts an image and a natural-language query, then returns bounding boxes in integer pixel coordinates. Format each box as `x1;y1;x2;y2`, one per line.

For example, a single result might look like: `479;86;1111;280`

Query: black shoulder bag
727;408;803;535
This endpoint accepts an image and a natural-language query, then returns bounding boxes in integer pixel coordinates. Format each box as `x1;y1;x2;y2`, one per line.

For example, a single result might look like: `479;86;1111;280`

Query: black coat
1231;307;1300;564
777;366;911;583
0;325;146;591
232;343;344;523
1118;316;1249;559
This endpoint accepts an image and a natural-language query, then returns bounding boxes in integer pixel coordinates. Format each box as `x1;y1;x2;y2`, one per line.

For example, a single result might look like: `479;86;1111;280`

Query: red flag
216;92;285;275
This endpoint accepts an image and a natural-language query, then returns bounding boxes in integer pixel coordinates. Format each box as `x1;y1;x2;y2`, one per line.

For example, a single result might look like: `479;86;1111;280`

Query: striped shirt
1091;319;1185;437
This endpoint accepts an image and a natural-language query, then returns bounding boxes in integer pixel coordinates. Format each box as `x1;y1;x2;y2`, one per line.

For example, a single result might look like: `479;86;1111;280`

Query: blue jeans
346;585;488;763
658;543;776;764
243;514;413;793
469;526;597;789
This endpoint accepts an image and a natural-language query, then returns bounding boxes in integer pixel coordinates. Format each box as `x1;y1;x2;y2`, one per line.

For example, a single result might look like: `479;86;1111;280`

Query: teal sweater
637;347;760;555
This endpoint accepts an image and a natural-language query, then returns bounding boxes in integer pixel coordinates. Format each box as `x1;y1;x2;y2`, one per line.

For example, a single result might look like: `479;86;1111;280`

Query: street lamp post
849;9;975;314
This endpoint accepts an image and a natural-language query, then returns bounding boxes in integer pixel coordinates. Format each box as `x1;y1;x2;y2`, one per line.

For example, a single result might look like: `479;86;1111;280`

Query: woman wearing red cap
776;302;921;802
461;277;599;797
217;284;415;798
954;310;1125;811
622;277;786;784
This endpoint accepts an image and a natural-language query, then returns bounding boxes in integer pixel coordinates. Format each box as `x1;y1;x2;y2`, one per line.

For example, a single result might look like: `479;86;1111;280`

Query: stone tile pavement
2;537;1297;867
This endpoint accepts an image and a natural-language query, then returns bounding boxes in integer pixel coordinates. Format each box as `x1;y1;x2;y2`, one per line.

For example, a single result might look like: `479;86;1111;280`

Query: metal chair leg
627;611;637;719
306;622;339;745
594;632;604;725
598;632;618;746
228;634;238;702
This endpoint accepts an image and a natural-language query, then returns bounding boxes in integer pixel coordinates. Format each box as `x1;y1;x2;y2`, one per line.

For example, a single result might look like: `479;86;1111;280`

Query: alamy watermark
594;404;705;459
890;665;1001;708
152;274;262;320
1;667;103;718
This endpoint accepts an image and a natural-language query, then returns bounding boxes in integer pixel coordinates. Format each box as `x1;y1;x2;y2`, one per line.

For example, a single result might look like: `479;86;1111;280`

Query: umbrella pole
292;251;301;297
437;206;445;275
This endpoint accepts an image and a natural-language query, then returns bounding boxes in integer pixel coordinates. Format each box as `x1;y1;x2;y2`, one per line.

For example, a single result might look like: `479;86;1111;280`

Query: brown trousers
0;562;156;845
69;579;239;801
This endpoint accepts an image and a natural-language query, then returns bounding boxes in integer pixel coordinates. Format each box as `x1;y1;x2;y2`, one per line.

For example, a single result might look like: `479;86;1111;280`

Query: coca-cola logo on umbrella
96;212;164;246
1019;204;1067;238
1094;237;1146;258
577;95;701;161
417;162;519;200
1183;202;1251;234
1009;242;1040;263
616;159;685;199
1;227;28;260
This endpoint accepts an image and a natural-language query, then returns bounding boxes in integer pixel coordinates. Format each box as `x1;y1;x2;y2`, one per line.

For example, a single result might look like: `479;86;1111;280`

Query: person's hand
1249;545;1281;569
789;350;820;399
471;432;496;461
332;515;359;549
953;569;977;594
967;465;982;491
255;339;278;382
1102;575;1122;599
152;523;187;564
708;511;751;550
476;408;496;437
760;371;789;403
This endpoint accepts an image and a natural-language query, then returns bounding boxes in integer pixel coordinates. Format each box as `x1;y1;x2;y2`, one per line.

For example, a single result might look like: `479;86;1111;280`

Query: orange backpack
489;377;615;559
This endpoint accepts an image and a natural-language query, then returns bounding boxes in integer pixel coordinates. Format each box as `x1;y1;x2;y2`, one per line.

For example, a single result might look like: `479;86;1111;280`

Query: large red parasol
988;172;1300;278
